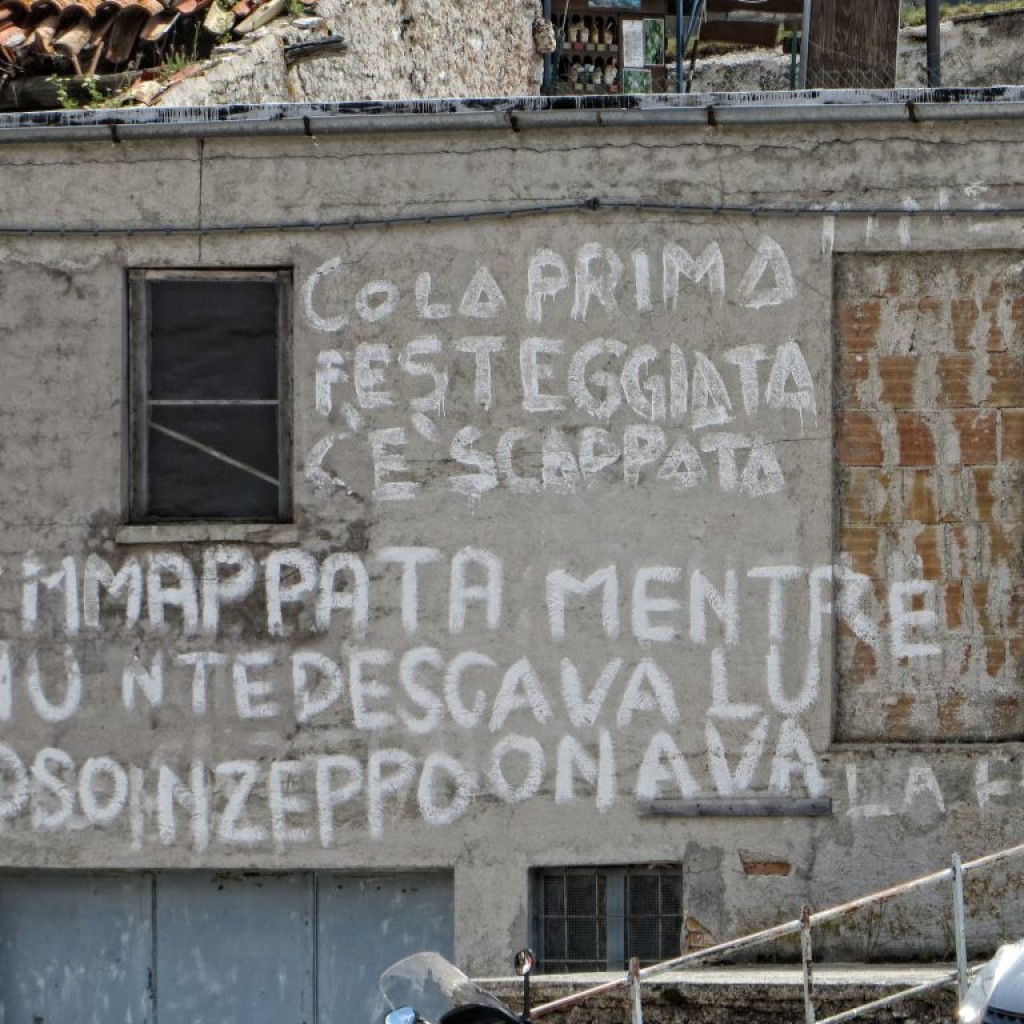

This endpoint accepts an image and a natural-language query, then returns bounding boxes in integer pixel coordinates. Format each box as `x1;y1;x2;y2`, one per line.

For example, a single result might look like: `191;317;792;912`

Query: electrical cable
2;196;1024;237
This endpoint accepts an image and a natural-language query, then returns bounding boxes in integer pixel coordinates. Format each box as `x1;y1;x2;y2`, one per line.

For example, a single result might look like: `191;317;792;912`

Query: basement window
128;270;291;522
532;865;683;973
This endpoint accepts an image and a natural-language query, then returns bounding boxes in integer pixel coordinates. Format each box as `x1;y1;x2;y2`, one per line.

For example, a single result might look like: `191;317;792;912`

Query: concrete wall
0;99;1023;975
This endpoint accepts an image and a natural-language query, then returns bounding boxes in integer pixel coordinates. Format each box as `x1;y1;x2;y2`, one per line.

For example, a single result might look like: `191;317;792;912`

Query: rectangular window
129;270;291;522
533;865;682;973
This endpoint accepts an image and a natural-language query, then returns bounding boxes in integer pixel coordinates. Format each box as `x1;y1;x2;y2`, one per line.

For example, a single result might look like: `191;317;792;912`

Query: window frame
532;863;683;974
127;268;293;525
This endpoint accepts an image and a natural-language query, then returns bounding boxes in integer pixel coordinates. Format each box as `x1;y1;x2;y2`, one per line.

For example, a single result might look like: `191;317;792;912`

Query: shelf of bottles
557;13;620;93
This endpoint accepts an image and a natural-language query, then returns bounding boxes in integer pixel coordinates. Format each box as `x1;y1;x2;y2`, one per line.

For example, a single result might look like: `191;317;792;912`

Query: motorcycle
380;950;535;1024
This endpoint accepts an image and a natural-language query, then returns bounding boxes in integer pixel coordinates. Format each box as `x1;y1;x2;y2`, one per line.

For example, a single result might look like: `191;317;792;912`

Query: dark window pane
149;280;279;401
628;875;659;917
566;875;597;917
626;914;661;963
660;874;682;916
543;918;566;960
147;423;279;520
661;915;682;957
543;876;565;916
150;405;279;482
567;917;598;963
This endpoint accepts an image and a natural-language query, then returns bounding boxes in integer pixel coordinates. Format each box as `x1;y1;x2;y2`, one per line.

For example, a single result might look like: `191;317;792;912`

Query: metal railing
530;839;1024;1024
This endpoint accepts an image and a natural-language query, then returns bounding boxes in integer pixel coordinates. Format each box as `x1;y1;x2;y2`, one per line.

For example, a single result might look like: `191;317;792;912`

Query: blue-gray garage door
0;871;453;1024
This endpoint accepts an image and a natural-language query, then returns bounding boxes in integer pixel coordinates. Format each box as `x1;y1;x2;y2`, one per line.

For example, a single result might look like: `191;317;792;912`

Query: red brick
839;353;871;398
896;414;936;466
972;468;998;521
945;580;965;629
954;409;998;465
843;639;878;684
937;692;966;734
1011;635;1024;658
905;470;938;523
884;694;915;736
839;526;884;576
984;281;1007;351
972;582;994;631
878;355;918;408
948;525;982;579
914;526;944;579
1011;296;1024;348
841;468;898;524
741;859;791;877
987;523;1023;563
872;471;901;524
917;296;943;320
937;355;975;407
841;467;873;524
1002;410;1024;461
837;412;884;466
957;641;974;675
992;695;1022;734
988;323;1006;352
986;354;1024;406
1009;585;1024;632
837;299;882;353
1003;471;1024;522
986;637;1007;678
951;298;980;350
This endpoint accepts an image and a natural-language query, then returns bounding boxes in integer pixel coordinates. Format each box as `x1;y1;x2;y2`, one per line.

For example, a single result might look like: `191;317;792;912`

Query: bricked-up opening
533;866;682;973
128;270;291;522
834;253;1024;742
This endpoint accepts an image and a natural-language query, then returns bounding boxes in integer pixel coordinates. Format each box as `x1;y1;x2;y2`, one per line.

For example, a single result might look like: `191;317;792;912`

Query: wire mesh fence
805;38;900;89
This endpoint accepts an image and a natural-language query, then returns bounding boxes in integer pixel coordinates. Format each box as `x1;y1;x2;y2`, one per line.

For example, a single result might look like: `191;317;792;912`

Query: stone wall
154;0;546;107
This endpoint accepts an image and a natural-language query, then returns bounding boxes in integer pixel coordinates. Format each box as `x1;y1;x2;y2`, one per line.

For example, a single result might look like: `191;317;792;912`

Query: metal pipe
629;957;643;1024
953;853;969;1000
799;0;811;88
801;905;816;1024
926;0;941;87
542;0;554;95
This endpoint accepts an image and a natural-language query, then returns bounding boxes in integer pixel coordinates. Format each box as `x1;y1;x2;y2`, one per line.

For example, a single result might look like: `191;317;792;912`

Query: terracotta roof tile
0;0;289;83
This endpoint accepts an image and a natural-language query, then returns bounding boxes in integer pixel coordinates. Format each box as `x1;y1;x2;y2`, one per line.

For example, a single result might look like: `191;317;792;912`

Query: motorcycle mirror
514;949;535;1020
386;1006;420;1024
513;949;535;977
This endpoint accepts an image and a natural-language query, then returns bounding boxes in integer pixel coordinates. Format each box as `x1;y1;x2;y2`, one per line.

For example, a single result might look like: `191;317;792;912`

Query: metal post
799;0;811;89
926;0;941;87
675;0;684;92
801;904;816;1024
629;957;643;1024
953;853;968;1001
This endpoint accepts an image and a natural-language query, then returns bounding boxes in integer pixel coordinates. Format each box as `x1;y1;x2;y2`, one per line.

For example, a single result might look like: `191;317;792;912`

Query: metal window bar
530;839;1024;1024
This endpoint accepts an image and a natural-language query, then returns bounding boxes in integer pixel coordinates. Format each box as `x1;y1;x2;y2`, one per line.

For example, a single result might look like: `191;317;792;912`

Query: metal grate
536;866;681;973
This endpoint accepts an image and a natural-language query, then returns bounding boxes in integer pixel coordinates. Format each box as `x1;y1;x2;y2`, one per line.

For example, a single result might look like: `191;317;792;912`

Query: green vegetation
49;74;126;109
901;1;1024;27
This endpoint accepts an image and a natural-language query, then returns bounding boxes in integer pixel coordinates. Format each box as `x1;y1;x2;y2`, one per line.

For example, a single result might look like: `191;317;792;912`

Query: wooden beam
282;34;347;66
706;0;804;13
699;19;780;47
638;797;833;817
